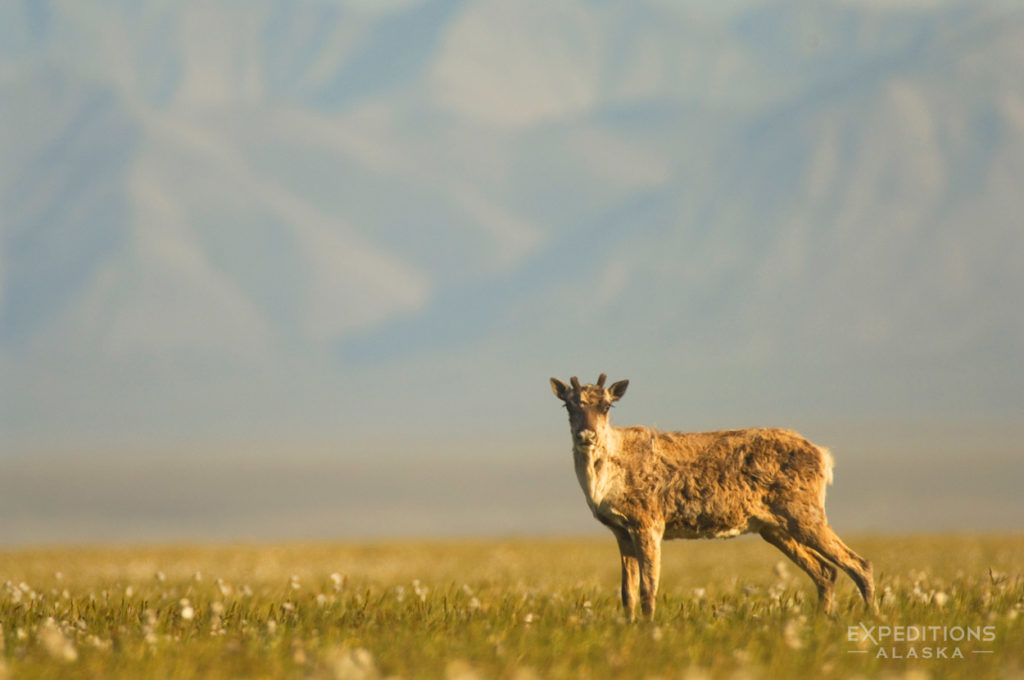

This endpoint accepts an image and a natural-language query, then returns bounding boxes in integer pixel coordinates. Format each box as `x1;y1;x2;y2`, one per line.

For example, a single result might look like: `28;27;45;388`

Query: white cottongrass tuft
86;634;112;651
38;620;77;663
412;579;429;602
783;617;805;650
324;646;379;680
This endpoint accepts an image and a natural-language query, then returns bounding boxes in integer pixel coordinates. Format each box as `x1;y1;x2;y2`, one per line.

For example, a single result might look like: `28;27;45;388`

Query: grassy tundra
0;536;1021;679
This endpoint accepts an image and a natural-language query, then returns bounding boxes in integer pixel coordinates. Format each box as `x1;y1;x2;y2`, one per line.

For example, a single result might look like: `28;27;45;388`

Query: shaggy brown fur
550;374;875;621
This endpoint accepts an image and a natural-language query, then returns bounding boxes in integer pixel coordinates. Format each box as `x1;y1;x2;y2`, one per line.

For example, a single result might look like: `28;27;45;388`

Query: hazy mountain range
1;1;1021;540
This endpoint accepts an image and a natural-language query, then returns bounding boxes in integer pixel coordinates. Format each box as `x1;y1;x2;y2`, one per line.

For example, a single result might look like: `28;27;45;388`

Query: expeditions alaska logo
848;623;997;659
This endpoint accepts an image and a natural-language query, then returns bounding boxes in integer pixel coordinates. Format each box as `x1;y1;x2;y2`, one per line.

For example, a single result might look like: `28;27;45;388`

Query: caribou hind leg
781;506;876;613
759;525;838;613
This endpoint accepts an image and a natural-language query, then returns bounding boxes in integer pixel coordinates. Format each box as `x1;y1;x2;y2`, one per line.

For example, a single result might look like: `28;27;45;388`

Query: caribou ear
550;378;570;401
608;379;629;402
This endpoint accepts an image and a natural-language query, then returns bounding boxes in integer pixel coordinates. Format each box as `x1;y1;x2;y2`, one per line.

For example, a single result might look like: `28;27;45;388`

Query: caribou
550;374;875;620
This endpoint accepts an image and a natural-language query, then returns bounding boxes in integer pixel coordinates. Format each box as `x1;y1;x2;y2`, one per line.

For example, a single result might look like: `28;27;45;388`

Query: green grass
0;535;1021;679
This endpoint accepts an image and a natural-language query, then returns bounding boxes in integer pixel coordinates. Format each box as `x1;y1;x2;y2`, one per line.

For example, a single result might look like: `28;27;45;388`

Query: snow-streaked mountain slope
1;0;1022;451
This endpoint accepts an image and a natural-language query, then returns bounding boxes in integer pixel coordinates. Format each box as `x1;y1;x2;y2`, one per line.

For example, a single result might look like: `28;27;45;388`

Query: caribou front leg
634;524;664;621
612;527;640;621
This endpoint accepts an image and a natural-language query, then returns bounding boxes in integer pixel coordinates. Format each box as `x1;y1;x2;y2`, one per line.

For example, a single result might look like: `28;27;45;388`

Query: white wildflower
783;618;805;650
86;634;111;651
325;646;379;680
412;579;429;602
179;598;195;621
38;620;77;662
